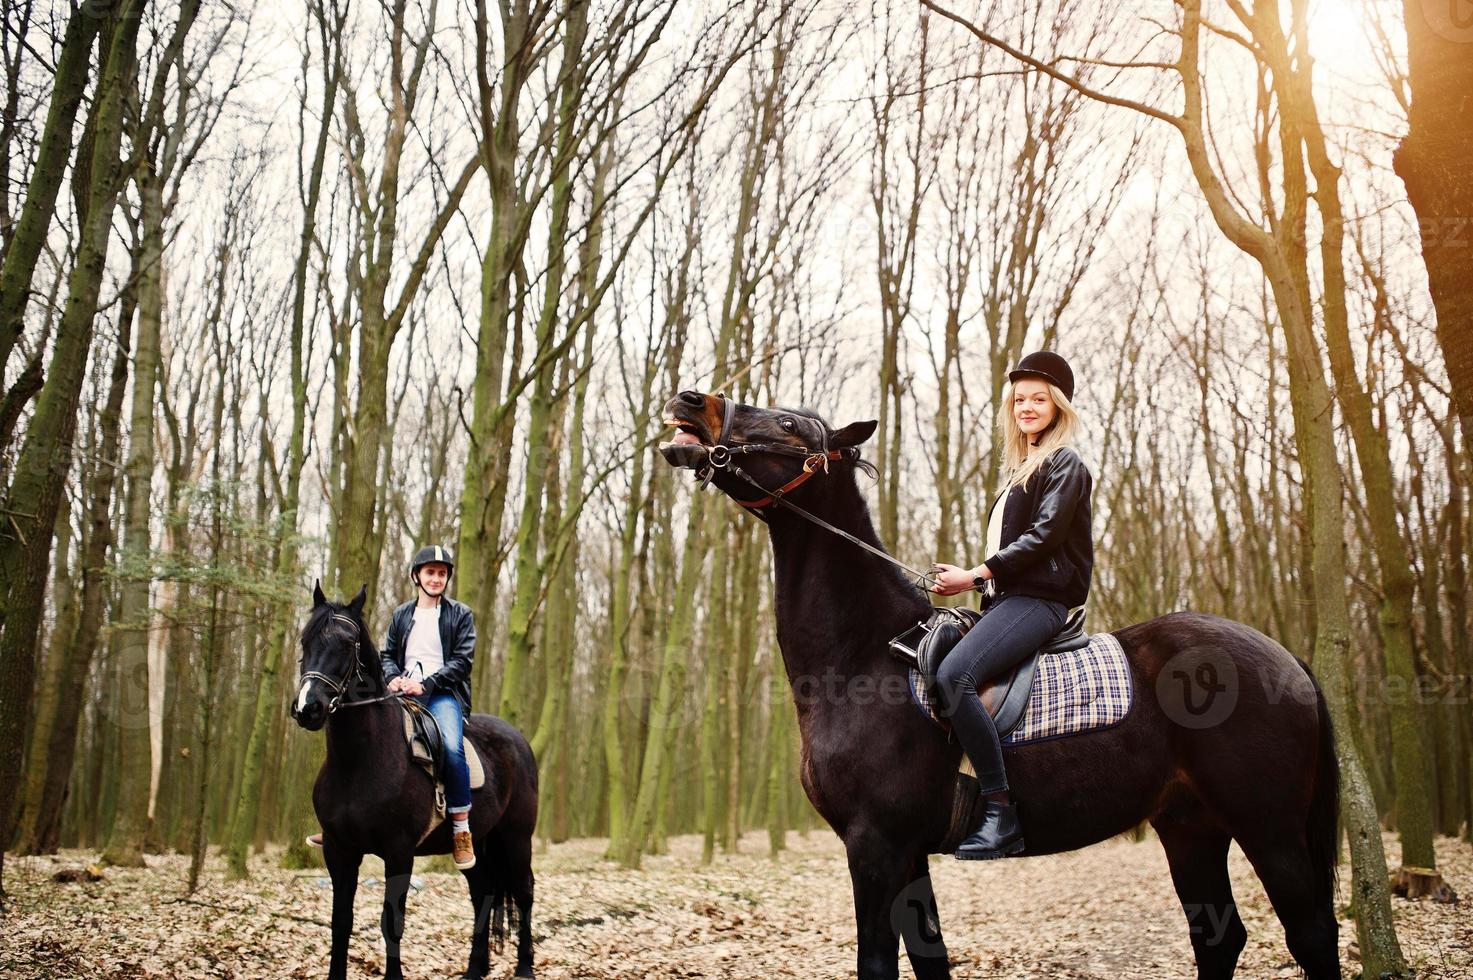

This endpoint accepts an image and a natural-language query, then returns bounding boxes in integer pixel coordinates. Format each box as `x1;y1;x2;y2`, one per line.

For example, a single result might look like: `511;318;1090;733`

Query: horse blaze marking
296;679;315;713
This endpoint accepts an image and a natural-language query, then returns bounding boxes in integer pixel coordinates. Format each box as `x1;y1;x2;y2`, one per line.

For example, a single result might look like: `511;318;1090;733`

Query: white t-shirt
404;603;444;681
982;490;1007;597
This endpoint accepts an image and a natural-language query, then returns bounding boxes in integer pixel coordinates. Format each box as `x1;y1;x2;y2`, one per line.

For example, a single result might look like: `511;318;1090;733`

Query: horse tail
1302;659;1341;909
481;834;518;955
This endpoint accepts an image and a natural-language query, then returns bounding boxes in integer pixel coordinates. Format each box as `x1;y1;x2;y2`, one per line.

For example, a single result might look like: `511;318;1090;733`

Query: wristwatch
972;569;987;592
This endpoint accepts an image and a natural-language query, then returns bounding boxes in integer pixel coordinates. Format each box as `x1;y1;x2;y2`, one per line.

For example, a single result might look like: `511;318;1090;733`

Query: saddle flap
403;705;441;771
401;703;487;792
979;656;1041;739
464;737;485;791
910;604;1089;737
980;609;1085;736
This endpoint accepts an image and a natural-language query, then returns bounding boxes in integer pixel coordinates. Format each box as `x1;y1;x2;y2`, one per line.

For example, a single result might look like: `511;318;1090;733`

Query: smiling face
1012;377;1058;441
415;562;449;597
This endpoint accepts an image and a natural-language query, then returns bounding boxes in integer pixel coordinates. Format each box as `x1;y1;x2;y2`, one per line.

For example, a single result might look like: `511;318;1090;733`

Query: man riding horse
307;544;479;870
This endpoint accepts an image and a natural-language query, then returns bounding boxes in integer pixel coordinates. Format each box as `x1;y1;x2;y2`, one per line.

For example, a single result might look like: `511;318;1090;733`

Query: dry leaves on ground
4;830;1470;978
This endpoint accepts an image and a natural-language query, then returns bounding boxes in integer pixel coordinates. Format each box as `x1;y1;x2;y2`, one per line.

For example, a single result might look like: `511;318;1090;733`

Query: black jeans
935;594;1068;794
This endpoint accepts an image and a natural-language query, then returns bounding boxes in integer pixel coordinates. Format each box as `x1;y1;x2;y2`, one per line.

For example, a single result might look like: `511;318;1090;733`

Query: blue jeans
935;594;1068;794
413;693;471;812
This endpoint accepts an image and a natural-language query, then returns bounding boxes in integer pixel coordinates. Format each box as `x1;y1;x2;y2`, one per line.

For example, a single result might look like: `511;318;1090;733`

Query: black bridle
298;611;400;714
677;395;939;589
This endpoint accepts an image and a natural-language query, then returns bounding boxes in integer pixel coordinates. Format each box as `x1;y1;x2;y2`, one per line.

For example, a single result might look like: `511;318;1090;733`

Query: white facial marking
295;678;315;714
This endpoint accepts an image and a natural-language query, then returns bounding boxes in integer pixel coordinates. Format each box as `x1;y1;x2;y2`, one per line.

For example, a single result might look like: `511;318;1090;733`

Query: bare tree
922;0;1410;970
0;0;149;899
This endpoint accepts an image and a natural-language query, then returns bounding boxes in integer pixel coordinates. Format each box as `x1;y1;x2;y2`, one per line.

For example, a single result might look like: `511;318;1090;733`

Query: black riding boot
955;798;1024;860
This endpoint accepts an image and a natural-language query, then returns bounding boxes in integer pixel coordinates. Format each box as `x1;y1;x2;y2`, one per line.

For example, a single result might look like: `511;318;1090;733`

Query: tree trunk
0;6;97;376
13;493;78;853
1265;8;1440;872
227;4;341;877
617;486;705;867
1393;1;1473;441
456;0;544;666
0;1;146;897
103;157;169;870
15;280;132;855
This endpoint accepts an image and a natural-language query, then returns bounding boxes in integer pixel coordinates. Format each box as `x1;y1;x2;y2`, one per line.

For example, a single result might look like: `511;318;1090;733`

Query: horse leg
380;851;414;980
1152;819;1247;979
1235;836;1341;980
462;857;493;980
502;831;536;978
323;842;362;980
846;828;912;980
898;854;951;979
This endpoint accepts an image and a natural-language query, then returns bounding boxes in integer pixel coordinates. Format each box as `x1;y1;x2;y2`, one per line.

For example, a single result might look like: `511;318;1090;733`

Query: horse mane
300;602;338;650
771;406;924;600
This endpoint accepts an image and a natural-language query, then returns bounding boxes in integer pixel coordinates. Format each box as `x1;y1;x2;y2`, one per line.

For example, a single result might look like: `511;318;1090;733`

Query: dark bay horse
291;585;538;980
660;390;1340;980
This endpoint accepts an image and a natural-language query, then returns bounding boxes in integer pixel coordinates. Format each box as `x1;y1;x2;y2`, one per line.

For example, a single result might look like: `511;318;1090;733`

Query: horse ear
830;420;878;449
313;580;327;608
349;585;367;615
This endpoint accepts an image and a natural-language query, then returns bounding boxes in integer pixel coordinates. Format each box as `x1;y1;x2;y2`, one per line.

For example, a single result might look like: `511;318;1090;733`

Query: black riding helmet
410;544;455;597
1008;350;1075;402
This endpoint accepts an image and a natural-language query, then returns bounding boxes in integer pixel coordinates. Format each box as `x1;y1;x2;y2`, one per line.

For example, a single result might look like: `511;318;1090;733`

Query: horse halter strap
696;396;845;506
698;396;939;589
302;612;397;713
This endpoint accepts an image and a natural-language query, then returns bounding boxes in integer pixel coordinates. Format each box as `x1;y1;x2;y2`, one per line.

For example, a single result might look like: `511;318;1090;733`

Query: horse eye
781;418;795;431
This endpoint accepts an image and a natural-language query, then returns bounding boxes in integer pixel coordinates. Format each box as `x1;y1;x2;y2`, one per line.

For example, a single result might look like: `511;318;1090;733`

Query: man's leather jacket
982;446;1094;608
379;596;475;714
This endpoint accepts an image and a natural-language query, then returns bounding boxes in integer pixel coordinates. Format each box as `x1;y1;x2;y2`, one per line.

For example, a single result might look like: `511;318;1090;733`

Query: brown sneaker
452;830;476;870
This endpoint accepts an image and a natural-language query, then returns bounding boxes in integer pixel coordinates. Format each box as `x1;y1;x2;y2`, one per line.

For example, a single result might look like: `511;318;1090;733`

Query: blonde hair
1000;380;1080;490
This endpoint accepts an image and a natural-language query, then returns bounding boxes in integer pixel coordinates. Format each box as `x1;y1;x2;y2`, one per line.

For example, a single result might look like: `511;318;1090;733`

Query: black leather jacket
379;596;475;713
982;446;1094;608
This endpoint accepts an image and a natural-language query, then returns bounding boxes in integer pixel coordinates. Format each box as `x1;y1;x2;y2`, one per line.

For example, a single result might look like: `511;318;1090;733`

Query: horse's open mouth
659;412;713;471
662;418;707;447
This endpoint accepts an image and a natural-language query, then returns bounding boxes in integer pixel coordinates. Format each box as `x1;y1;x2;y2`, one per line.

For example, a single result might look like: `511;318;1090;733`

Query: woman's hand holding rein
930;561;990;597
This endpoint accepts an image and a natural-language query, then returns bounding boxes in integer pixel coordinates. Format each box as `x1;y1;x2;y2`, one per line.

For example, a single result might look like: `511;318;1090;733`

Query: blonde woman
930;351;1095;860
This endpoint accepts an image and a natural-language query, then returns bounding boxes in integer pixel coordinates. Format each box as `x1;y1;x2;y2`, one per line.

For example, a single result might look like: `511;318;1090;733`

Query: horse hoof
514;970;535;979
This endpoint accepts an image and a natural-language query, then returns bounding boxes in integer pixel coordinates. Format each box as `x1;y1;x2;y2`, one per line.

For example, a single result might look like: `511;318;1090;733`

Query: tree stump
1390;866;1459;904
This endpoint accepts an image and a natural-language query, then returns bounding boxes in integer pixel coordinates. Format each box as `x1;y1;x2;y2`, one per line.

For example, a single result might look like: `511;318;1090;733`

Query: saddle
889;605;1089;739
400;699;486;843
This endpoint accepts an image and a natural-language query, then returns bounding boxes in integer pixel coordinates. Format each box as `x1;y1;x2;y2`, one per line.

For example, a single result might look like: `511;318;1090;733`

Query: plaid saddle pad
908;631;1133;745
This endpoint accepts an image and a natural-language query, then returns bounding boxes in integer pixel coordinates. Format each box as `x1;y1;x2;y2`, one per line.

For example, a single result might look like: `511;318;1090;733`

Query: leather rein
690;397;939;589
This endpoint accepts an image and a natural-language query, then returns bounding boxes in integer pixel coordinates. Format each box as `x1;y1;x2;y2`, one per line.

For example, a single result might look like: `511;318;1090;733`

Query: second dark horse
661;390;1341;980
292;585;538;980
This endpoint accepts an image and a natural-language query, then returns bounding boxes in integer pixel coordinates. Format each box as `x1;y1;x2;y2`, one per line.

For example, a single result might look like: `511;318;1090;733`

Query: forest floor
4;829;1470;978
